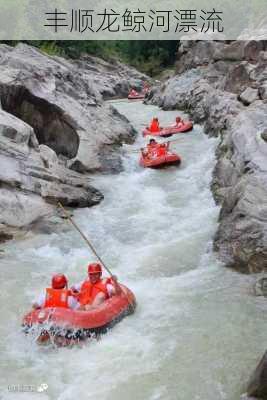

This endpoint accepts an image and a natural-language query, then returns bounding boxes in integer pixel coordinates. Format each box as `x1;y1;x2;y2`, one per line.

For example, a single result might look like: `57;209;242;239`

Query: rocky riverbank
146;40;267;400
0;43;148;241
146;40;267;275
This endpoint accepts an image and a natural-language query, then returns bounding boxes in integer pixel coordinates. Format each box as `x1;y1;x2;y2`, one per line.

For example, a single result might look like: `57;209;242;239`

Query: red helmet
88;263;102;275
51;274;67;289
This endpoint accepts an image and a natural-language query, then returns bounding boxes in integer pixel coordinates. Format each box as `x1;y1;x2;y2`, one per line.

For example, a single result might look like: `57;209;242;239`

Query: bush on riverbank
0;40;178;77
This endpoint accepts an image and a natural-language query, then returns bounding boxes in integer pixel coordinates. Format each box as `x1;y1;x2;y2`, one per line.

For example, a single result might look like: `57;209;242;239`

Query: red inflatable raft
22;284;136;343
128;92;145;100
143;121;193;137
139;151;181;168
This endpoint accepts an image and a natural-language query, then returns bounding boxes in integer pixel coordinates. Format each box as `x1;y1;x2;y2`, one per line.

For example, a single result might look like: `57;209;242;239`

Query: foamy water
0;101;266;400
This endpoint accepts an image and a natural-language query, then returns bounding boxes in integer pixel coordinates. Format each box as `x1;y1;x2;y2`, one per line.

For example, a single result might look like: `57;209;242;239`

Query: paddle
57;202;134;311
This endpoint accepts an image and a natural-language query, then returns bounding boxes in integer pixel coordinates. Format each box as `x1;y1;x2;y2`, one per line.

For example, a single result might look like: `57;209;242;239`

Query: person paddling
149;117;161;132
72;263;121;311
141;139;170;158
141;138;158;158
129;88;139;96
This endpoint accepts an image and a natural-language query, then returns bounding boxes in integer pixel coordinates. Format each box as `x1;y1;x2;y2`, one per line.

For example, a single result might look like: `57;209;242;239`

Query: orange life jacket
157;145;167;156
44;288;70;308
78;279;110;306
149;120;160;132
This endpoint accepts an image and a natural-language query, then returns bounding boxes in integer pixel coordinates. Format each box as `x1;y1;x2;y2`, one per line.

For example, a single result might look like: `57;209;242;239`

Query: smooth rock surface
247;352;267;399
147;40;267;274
0;43;147;235
254;277;267;296
239;87;260;105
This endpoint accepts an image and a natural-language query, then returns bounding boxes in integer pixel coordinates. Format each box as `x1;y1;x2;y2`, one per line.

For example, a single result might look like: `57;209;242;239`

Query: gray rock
247;351;267;399
0;43;142;172
254;277;267;296
214;41;245;62
147;40;267;273
261;129;267;141
0;188;53;227
239;87;260;105
224;62;254;94
244;41;265;62
241;395;261;400
0;43;146;237
0;231;13;243
0;99;104;223
0;108;33;144
39;144;58;169
249;52;267;84
259;83;267;101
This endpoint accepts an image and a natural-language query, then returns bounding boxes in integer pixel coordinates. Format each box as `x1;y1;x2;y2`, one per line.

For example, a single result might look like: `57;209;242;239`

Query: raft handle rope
58;202;113;276
57;202;134;311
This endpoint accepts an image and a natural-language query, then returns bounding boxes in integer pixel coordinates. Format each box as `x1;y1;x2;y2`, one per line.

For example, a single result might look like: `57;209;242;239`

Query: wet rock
74;54;148;99
254;277;267;296
247;351;267;399
214;41;245;62
212;104;267;273
239;87;259;105
40;181;103;207
244;41;265;62
0;43;145;238
0;188;53;227
261;129;267;142
0;43;140;171
259;83;267;101
147;40;267;273
224;62;254;94
241;395;261;400
0;231;13;243
39;144;58;169
176;41;224;74
0;108;33;144
0;108;104;222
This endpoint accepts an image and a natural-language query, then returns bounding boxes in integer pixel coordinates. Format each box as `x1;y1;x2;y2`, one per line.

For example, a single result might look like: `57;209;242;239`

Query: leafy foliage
0;40;179;76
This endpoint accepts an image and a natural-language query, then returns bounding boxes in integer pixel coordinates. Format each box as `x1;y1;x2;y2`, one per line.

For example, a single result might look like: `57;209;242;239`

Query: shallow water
0;100;266;400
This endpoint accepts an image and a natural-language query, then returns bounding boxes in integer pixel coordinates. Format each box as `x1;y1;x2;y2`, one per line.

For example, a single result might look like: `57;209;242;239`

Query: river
0;100;266;400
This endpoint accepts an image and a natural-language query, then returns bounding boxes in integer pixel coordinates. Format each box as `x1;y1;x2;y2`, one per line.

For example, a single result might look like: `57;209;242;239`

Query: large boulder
244;41;266;62
74;54;148;99
0;111;104;229
0;108;34;145
0;43;140;172
213;41;245;62
0;188;53;227
147;47;267;273
0;43;146;236
254;277;267;296
259;83;267;101
247;352;267;399
224;62;255;94
212;102;267;273
239;87;260;105
176;41;224;74
261;129;267;142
